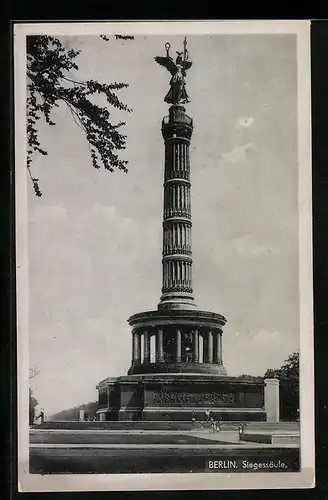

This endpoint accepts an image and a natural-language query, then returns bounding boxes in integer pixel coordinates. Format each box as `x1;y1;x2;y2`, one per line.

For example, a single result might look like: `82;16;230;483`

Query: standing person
191;410;196;425
39;409;45;424
205;409;210;422
239;423;245;439
211;417;216;433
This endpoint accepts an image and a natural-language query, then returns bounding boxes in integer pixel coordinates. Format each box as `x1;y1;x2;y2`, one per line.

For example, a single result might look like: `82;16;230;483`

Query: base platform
96;373;266;422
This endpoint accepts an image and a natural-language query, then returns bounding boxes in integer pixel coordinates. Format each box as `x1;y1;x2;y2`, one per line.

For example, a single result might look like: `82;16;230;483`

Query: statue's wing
154;56;177;75
183;61;193;72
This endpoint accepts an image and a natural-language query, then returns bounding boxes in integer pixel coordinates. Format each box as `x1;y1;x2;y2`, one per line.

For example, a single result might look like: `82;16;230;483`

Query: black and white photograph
15;21;314;491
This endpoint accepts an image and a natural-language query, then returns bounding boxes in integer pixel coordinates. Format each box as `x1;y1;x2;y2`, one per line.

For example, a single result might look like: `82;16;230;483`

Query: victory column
97;39;267;422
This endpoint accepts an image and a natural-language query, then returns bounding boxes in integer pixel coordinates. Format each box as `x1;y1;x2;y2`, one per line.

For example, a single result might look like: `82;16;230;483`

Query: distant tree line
50;401;98;421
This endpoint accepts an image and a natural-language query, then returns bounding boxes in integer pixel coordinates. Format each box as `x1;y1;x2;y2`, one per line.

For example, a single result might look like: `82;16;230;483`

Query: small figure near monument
211;418;217;433
35;409;44;424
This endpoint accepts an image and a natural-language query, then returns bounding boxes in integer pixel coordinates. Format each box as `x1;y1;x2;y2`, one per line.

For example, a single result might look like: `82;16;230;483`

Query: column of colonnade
132;329;223;365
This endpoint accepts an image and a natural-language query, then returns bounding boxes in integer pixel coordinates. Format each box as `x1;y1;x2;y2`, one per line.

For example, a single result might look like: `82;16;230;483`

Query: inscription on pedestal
152;390;235;406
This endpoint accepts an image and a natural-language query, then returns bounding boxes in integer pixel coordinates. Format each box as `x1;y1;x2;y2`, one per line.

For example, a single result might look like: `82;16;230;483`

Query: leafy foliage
29;388;39;426
26;35;134;196
264;351;299;421
236;374;263;382
29;367;40;425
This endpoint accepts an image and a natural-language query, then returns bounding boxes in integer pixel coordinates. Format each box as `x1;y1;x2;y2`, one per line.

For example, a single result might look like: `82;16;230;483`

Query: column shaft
132;331;135;363
213;332;220;364
134;332;141;364
208;331;213;363
202;334;207;363
193;329;199;362
156;329;164;363
176;329;181;362
219;332;223;365
143;330;150;363
160;109;194;309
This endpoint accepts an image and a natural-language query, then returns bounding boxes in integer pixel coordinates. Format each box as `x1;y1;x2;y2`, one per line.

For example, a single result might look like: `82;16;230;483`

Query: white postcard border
15;20;314;491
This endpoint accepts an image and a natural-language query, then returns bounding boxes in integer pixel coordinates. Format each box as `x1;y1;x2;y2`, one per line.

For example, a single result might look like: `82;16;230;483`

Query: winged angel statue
155;38;193;105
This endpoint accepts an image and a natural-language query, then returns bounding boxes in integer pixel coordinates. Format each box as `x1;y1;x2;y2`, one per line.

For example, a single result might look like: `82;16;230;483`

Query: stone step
246;422;299;430
34;420;299;432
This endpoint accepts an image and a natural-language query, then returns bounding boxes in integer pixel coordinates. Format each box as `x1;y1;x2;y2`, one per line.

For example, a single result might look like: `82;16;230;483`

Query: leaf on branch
33;178;43;197
26;34;133;196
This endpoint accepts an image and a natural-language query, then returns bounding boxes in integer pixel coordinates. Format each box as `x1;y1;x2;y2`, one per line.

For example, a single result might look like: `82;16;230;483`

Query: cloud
92;204;117;218
89;205;160;259
236;117;254;129
233;234;278;258
253;329;286;347
220;142;256;164
31;203;67;221
91;203;137;233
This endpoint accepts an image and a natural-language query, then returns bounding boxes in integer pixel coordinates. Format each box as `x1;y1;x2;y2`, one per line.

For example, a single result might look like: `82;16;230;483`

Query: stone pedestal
264;378;280;422
96;377;121;421
118;380;143;421
97;373;266;422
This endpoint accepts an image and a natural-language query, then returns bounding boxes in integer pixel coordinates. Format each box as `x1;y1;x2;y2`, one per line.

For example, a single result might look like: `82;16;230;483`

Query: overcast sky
27;34;300;415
